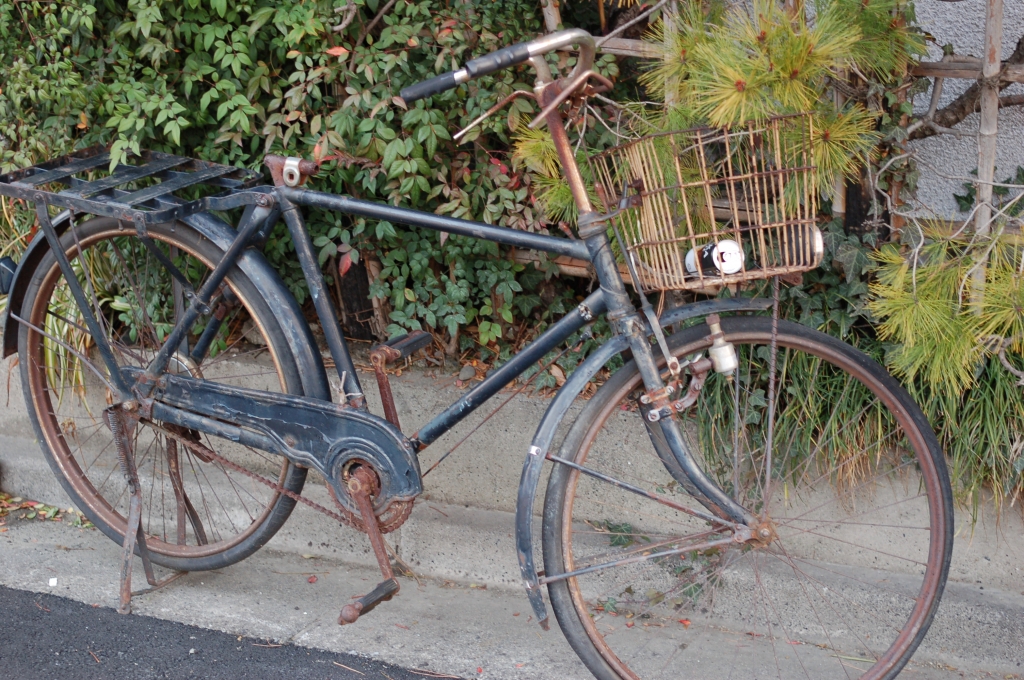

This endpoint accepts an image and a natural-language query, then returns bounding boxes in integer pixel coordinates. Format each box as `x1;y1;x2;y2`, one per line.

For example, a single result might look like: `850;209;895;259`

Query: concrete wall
910;2;1024;216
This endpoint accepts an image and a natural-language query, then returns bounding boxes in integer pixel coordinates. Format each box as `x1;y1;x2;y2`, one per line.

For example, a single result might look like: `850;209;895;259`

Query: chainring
328;484;414;534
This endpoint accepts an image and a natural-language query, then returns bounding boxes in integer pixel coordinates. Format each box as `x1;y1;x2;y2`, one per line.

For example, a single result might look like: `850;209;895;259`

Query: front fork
617;309;757;528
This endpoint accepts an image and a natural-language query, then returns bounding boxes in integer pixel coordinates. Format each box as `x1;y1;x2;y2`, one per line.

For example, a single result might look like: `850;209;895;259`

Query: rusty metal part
166;439;208;545
747;519;778;548
328;484;413;535
339;577;400;625
669;357;712;414
265;154;319;187
369;346;402;429
346;466;394;579
338;465;400;625
105;407;184;614
368;329;431;433
526;69;615;130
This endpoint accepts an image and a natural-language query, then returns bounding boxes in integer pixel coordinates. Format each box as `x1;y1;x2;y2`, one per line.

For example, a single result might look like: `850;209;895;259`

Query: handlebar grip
400;71;458;103
464;41;532;78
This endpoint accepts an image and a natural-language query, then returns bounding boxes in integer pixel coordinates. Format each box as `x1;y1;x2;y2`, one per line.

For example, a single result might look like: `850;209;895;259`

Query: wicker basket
589;113;823;292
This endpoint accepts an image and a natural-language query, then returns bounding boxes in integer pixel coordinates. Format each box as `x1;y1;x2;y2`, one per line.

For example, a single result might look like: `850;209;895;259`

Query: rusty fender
514;296;772;627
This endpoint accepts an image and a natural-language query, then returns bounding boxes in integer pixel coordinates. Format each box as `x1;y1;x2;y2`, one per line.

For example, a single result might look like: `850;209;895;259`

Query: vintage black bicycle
0;29;953;679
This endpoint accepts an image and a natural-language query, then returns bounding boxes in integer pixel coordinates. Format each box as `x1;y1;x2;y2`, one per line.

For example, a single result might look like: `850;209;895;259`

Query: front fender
1;211;330;404
514;296;772;626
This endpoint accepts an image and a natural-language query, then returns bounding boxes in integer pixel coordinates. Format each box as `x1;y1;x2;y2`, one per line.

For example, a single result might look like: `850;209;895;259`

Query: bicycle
0;29;952;679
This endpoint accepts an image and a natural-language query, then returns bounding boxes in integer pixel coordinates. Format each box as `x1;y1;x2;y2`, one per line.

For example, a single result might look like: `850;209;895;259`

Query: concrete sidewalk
2;354;1023;678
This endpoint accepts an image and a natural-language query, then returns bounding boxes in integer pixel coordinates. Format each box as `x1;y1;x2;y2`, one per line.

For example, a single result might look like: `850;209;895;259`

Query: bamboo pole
541;0;560;33
972;0;1004;310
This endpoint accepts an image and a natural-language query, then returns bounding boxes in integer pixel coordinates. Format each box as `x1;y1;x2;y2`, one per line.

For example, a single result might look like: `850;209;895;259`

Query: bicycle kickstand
105;406;187;615
338;466;400;625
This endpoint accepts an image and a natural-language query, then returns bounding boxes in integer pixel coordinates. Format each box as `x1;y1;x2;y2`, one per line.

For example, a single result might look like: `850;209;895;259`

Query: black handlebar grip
464;42;532;78
400;71;458;103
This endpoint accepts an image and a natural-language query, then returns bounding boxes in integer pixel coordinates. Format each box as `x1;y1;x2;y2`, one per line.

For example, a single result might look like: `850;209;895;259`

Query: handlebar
399;28;596;104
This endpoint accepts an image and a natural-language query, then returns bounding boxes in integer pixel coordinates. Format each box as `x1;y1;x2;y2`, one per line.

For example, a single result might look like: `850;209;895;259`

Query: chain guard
128;368;423;533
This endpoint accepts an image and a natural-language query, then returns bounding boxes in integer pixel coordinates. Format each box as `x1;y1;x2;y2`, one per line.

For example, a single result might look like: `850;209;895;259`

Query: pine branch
910;32;1024;141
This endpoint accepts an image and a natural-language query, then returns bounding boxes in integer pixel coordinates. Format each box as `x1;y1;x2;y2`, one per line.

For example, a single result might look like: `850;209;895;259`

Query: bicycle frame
0;28;772;629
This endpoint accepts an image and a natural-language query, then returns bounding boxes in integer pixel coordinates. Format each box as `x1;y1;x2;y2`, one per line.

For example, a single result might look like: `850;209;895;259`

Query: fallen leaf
395;623;410;630
326;45;350;57
549;364;566;387
626;621;634;628
476;668;483;675
307;575;317;584
301;554;317;559
679;618;691;628
338;252;353;277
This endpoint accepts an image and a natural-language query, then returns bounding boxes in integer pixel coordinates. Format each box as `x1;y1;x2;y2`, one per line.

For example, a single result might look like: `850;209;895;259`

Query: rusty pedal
369;330;431;429
338;465;400;625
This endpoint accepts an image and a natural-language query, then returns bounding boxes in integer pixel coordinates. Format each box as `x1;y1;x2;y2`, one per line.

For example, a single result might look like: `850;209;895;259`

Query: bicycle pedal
369;330;432;428
338;577;400;625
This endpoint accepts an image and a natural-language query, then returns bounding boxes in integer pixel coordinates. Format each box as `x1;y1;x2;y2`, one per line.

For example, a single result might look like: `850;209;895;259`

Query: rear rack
0;146;272;224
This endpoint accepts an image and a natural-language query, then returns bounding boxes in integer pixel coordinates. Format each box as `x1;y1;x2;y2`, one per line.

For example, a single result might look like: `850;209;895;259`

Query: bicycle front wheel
18;217;308;572
543;316;952;679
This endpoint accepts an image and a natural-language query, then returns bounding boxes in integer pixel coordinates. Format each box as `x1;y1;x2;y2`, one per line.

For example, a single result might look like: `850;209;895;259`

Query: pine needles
636;0;924;190
869;226;1024;508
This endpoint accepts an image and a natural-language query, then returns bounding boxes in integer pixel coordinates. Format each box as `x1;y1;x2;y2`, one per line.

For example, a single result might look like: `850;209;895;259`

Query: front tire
543;316;953;679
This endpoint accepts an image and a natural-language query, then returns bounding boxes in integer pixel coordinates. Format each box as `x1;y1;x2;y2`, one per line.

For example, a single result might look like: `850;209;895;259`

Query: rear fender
1;211;330;403
514;296;773;626
1;209;73;358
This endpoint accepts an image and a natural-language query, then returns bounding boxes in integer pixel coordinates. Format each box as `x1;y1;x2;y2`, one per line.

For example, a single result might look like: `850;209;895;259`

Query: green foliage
634;0;927;191
868;224;1024;505
0;0;595;355
953;167;1024;218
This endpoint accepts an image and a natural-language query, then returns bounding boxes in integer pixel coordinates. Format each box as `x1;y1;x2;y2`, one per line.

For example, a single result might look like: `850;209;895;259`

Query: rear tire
543;316;953;679
19;217;308;572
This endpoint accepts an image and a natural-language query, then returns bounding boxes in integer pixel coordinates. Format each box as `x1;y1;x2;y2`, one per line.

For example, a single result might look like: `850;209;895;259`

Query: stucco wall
910;2;1024;216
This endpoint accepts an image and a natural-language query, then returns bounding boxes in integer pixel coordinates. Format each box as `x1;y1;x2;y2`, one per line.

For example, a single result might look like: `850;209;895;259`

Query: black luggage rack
0;146;271;225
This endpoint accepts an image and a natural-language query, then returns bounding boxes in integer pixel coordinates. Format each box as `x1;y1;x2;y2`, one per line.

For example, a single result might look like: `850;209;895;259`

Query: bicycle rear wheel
18;217;308;572
543;316;952;679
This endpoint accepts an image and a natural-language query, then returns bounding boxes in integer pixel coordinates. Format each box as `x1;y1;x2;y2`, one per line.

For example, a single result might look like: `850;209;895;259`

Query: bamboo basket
589;113;823;292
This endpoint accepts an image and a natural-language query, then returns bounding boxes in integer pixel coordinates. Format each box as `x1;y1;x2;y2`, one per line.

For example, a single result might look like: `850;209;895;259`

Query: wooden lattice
589;113;823;292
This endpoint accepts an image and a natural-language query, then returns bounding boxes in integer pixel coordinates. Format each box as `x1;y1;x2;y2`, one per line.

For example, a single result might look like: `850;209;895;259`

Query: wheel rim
24;223;295;559
557;322;948;679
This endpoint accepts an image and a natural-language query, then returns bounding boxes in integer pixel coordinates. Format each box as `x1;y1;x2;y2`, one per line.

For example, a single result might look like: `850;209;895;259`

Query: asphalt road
0;585;455;679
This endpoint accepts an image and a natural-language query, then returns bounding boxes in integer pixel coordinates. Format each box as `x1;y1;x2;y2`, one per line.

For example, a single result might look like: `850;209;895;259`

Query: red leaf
307;575;318;584
338;253;353;277
476;668;483;675
326;46;350;57
679;618;691;628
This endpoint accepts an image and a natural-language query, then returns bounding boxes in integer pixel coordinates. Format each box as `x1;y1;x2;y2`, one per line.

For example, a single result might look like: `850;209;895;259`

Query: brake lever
453;90;537;144
526;70;615;130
